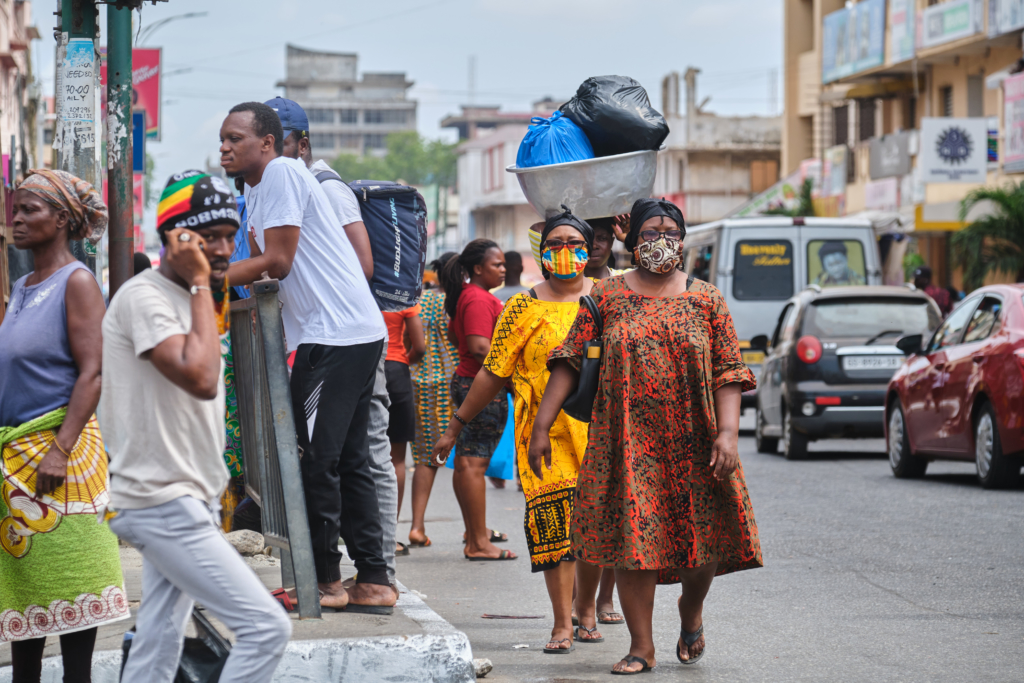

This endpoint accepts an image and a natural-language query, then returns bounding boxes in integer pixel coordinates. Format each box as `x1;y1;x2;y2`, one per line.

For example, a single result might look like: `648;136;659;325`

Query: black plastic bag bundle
560;76;669;158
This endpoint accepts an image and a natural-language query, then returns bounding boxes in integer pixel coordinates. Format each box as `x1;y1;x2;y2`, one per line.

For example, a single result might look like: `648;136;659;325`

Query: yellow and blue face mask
542;244;589;280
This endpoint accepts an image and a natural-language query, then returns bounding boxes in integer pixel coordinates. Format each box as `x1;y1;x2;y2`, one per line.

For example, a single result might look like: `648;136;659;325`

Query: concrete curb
0;582;475;683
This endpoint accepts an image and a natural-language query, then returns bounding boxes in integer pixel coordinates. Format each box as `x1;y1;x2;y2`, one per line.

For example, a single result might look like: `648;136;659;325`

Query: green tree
763;178;815;218
330;131;457;186
953;183;1024;291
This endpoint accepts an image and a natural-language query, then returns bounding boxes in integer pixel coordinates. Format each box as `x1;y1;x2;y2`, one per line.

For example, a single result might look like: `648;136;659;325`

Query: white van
682;217;882;406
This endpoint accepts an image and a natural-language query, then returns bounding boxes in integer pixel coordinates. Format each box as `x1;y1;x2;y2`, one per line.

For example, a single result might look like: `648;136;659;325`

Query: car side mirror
896;334;923;356
750;334;769;352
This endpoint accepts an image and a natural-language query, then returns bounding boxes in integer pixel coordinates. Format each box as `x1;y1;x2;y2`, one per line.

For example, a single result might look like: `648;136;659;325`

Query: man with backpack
221;101;395;614
267;96;404;590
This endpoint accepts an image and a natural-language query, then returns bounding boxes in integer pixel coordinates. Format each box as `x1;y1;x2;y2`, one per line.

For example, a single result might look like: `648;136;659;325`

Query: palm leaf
954;183;1024;290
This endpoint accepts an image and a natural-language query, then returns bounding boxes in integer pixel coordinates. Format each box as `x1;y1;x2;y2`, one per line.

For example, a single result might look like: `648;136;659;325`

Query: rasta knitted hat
156;170;240;243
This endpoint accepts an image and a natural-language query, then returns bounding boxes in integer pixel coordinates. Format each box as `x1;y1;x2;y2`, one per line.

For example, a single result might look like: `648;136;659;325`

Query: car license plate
742;351;765;365
842;355;903;371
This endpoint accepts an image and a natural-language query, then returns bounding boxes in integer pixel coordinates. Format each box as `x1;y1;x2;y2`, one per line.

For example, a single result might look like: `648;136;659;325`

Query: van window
690;245;713;282
733;240;794;301
807;239;866;287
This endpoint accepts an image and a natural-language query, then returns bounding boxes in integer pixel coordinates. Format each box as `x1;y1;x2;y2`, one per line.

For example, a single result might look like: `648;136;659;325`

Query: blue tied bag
446;392;517;481
515;111;595;168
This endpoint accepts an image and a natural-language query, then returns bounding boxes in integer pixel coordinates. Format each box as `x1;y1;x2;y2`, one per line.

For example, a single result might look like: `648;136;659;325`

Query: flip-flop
408;536;432;547
463;529;508;544
598;611;625;625
574;625;604;643
346;603;395;615
317;589;347;613
611;655;653;675
678;623;705;665
465;549;517;561
395;542;410;556
271;588;295;613
571;612;579;626
543;638;574;654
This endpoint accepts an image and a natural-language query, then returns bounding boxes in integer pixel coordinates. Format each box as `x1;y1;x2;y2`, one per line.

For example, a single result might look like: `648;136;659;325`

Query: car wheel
755;404;779;454
888;400;926;479
782;406;808;460
975;404;1019;489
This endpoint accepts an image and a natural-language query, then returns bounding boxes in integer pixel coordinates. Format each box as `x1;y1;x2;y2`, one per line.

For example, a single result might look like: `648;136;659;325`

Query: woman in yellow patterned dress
431;207;604;654
408;255;460;548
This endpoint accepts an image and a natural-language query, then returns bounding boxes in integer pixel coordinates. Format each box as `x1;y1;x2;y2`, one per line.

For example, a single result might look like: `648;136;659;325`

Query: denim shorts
450;373;508;459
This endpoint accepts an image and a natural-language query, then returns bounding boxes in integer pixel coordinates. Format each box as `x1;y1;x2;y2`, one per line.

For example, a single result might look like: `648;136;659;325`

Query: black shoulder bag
560;295;603;423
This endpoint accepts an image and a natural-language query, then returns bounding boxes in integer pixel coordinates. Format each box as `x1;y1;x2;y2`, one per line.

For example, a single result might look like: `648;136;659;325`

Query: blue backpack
316;170;427;312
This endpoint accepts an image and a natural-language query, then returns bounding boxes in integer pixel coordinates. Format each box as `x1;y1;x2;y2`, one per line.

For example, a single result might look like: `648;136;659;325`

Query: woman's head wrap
157;170;240;244
542;204;594;251
625;198;686;252
18;169;108;244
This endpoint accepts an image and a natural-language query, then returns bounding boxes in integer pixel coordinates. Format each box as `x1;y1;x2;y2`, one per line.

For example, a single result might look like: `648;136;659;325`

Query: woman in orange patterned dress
530;198;762;674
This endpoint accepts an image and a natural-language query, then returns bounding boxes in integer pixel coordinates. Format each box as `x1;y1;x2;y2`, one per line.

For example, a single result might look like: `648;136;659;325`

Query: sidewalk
0;545;475;683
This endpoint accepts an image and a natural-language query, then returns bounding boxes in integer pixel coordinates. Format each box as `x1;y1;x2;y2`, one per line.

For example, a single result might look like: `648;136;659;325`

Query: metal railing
230;279;321;619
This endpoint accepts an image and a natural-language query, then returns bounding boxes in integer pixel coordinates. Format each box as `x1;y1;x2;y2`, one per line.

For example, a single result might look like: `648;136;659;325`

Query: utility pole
106;1;133;298
55;0;100;272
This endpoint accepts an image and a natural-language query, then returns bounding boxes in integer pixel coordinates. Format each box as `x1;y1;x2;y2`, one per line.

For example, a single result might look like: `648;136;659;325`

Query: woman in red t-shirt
436;239;517;561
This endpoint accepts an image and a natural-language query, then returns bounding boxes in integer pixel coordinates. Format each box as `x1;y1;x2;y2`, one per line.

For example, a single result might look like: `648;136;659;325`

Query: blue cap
264;97;308;137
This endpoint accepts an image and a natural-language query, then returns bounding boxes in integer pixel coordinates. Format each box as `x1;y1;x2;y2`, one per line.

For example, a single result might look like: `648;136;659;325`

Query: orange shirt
383;305;420;364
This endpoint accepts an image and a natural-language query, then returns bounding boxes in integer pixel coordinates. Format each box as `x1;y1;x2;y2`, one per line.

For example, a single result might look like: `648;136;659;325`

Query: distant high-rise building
277;45;417;160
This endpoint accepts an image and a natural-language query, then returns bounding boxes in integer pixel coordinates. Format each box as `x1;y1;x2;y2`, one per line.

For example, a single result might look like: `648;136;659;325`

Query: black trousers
291;339;389;586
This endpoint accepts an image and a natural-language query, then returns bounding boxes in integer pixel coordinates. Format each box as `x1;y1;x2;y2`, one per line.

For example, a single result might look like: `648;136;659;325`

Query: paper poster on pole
59;38;96;149
919;117;989;182
1003;72;1024;173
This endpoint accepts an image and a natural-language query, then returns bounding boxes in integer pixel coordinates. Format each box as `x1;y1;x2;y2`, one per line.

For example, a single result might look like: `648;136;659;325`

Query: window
967;75;984;118
689;245;714;282
905;96;917;130
750;160;779;194
339;109;358;124
928;297;980;352
807;239;866;287
308;109;333;124
43;128;53;144
781;303;801;343
364;109;407;125
801;298;940;339
940;86;953;117
770;304;793;349
364;134;387;149
858;99;876;141
482;144;504;193
962;296;1003;343
833;105;849;146
338;134;361;149
310;133;334;149
733;240;794;301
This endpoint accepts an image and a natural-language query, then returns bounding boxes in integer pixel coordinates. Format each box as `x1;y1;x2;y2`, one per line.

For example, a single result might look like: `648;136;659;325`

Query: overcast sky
34;0;782;237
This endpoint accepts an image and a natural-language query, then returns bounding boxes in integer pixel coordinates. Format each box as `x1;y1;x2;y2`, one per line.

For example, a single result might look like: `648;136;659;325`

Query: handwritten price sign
61;38;96;148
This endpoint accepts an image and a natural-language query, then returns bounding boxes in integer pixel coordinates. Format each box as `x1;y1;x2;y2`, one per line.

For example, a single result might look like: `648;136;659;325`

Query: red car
886;284;1024;488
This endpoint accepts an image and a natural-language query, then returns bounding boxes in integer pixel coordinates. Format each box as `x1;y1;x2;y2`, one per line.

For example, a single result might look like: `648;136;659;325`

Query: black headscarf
542;204;594;251
625;198;686;252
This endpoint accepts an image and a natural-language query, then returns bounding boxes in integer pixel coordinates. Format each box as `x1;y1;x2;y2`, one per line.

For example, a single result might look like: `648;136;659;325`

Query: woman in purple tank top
0;171;129;680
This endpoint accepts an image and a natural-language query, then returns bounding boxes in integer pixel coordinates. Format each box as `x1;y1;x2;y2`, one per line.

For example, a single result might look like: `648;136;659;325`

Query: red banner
100;47;161;140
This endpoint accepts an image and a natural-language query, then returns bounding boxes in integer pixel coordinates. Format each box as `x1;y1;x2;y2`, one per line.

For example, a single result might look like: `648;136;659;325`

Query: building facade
277;45;416;160
782;0;1024;289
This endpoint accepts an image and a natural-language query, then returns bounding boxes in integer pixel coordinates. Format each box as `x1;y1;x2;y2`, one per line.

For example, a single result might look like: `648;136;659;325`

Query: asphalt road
395;432;1024;682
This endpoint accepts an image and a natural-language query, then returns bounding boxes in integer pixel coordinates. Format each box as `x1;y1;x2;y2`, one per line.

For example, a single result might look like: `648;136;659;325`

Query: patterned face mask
634;236;682;274
542;245;589;280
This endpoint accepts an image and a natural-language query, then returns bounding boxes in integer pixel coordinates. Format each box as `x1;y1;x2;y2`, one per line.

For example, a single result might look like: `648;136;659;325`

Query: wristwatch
190;285;211;296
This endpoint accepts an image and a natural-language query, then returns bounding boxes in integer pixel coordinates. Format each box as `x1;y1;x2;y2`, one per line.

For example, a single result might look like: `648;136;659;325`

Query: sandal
598;610;625;625
462;529;508;544
677;623;705;665
408;535;432;548
611;655;653;675
271;588;295;613
395;542;410;556
464;549;517;561
543;638;574;654
574;625;604;643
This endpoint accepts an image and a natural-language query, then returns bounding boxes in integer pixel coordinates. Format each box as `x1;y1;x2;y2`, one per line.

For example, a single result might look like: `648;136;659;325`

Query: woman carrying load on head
435;239;516;561
407;254;459;549
433;206;605;653
531;198;762;674
0;170;130;679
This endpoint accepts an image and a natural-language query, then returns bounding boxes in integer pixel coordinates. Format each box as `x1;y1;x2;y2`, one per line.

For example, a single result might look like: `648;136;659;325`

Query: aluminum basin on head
506;149;659;220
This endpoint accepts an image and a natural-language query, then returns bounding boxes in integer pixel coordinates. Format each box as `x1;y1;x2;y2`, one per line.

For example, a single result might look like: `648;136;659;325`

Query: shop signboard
993;0;1024;35
864;177;899;211
1003;72;1024;173
100;47;162;140
920;0;982;49
821;145;848;197
821;0;886;83
919;117;989;182
889;0;916;63
870;131;913;179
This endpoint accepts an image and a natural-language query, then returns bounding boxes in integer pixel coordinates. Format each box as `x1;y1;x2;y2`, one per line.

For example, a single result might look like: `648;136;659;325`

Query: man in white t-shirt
103;171;291;682
222;102;395;614
271;97;403;590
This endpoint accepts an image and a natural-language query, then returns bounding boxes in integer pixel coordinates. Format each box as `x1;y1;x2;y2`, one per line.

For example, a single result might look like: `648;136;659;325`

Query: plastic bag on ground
560;75;669;157
515;111;595;168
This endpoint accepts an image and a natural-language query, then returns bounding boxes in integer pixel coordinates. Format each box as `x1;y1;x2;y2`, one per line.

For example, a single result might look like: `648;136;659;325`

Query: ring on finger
178;232;192;243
